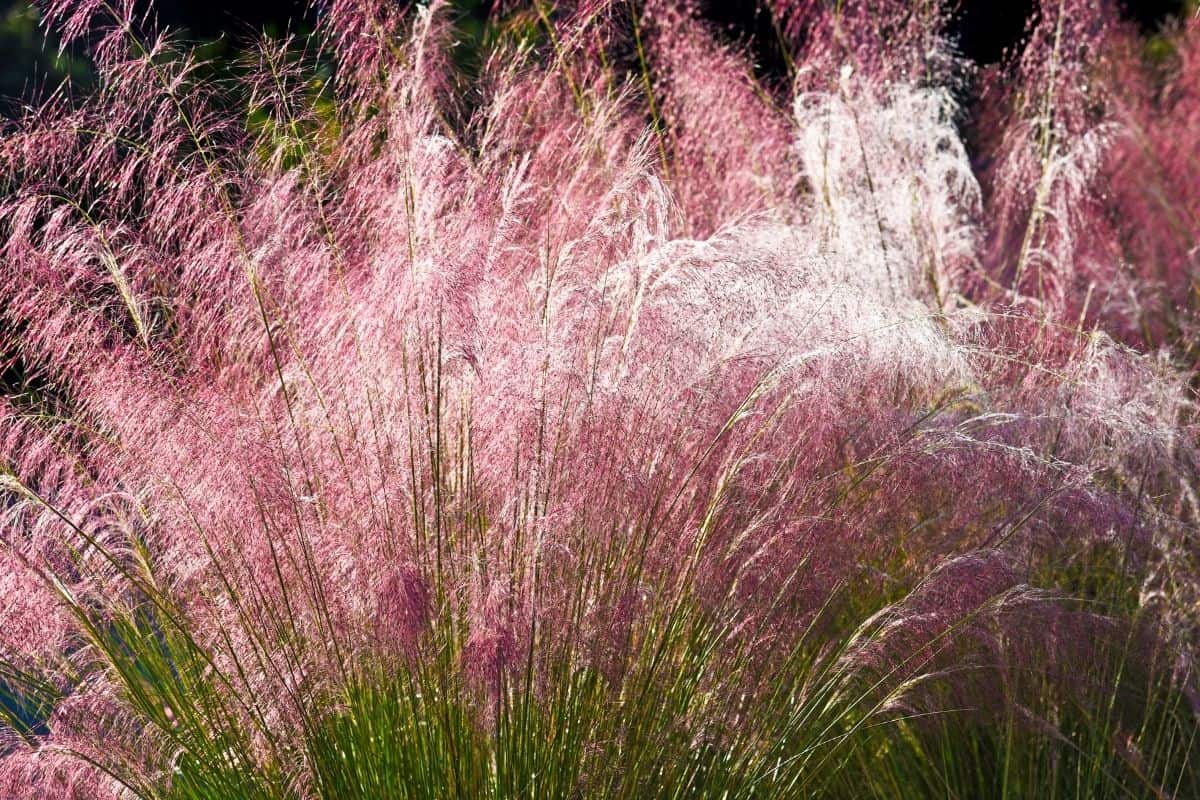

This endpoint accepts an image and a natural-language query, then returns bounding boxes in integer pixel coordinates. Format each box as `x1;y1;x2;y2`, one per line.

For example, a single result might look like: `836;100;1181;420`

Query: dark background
0;0;1192;113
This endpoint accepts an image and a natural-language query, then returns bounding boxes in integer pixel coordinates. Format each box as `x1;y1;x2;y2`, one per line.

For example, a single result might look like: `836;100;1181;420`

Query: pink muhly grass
977;0;1123;318
1099;15;1200;351
0;0;1197;797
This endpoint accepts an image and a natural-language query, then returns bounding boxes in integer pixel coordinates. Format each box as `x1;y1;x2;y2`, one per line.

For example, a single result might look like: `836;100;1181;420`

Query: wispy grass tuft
1;1;1199;798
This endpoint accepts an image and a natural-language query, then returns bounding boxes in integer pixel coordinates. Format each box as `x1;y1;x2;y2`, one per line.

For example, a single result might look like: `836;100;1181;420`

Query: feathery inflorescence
0;1;1198;798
